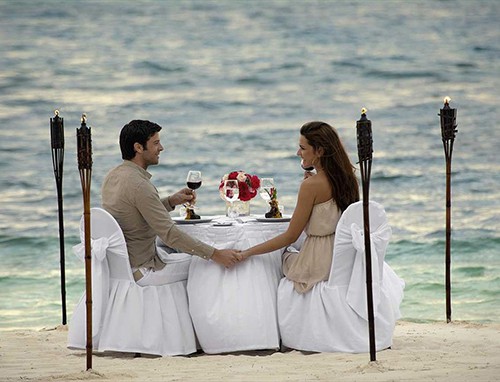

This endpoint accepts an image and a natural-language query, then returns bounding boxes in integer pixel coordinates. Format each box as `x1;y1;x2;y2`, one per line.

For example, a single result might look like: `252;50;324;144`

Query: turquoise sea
0;0;499;330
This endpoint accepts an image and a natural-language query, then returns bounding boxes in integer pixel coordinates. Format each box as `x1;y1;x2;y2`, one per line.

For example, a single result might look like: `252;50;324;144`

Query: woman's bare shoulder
300;175;319;192
301;173;331;201
302;173;329;188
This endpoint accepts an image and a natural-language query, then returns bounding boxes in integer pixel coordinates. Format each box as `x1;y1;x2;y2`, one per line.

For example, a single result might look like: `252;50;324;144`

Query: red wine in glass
186;170;201;190
301;162;314;171
186;171;202;190
187;181;202;189
186;171;202;212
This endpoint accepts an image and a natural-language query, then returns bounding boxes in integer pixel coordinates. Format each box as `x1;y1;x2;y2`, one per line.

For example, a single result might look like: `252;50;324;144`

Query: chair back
328;201;390;287
70;207;198;356
84;207;134;282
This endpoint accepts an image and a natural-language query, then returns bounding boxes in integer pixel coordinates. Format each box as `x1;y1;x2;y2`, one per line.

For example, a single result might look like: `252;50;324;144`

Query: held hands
211;249;241;268
210;249;255;268
236;250;252;262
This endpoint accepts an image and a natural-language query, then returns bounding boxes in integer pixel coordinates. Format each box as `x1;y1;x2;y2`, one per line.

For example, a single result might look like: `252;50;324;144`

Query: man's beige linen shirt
101;160;214;270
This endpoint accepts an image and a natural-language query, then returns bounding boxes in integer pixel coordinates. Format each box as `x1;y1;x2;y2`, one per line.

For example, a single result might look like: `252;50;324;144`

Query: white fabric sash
345;221;390;320
72;237;110;341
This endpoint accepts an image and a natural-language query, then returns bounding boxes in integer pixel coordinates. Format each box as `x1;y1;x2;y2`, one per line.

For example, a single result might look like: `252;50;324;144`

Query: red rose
228;171;239;180
250;175;260;189
239;186;251;201
248;188;257;199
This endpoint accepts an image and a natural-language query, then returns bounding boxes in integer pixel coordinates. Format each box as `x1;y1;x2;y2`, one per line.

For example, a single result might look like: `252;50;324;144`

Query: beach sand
1;321;499;381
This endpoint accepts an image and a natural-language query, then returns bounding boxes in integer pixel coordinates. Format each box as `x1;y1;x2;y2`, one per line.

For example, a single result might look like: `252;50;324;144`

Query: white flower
236;172;247;183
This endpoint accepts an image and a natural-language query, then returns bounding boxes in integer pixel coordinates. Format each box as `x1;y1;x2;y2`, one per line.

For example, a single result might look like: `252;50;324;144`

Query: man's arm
138;181;240;265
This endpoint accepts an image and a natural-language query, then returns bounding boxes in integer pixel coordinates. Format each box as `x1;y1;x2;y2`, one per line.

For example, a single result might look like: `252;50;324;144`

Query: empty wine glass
223;179;239;218
259;177;275;202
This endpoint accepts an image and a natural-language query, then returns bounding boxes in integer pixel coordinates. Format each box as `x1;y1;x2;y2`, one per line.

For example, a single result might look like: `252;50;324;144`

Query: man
101;120;240;286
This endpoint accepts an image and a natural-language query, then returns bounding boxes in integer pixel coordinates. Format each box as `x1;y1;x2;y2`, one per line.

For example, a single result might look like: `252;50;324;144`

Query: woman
239;121;359;293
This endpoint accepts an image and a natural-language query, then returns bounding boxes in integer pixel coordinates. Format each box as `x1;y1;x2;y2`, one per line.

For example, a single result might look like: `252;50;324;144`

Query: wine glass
301;160;315;172
186;170;202;190
301;161;315;179
259;177;275;202
223;179;239;218
186;171;202;208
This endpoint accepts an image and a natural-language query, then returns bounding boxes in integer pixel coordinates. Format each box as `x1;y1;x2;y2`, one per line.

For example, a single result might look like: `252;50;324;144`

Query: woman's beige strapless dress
283;199;341;294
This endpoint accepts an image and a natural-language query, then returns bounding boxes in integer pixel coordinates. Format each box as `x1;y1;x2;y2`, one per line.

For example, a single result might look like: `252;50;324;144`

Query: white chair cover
67;208;197;356
277;201;405;353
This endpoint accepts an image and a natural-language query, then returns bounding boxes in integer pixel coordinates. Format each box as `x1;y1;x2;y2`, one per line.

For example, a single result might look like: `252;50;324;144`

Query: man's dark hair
119;120;162;160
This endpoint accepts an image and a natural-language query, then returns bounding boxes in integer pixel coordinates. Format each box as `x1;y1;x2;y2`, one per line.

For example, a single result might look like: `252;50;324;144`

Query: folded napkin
211;215;257;224
235;216;258;223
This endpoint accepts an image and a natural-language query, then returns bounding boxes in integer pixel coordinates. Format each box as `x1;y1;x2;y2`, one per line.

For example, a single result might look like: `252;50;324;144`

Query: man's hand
169;187;196;207
211;249;240;268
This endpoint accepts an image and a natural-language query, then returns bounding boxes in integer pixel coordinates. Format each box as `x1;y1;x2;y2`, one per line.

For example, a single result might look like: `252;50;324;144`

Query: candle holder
76;113;93;370
439;97;458;323
50;110;67;325
356;108;376;362
265;188;283;219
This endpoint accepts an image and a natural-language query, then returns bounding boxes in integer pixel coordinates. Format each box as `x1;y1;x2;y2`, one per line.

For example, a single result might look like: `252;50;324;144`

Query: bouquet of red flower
219;171;261;202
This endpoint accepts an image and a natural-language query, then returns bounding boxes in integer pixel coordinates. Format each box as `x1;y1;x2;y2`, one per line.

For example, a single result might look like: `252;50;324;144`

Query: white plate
173;218;213;224
255;215;291;223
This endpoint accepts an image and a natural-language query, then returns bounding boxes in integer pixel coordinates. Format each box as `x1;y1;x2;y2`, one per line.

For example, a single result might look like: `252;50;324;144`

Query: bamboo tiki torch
356;108;376;361
439;97;458;323
50;110;67;325
76;113;93;370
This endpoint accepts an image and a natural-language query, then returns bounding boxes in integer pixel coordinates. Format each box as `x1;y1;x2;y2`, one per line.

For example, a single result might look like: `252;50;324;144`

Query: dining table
174;214;302;354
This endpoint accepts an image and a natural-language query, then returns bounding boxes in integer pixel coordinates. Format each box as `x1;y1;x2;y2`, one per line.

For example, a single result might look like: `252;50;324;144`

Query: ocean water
0;0;499;330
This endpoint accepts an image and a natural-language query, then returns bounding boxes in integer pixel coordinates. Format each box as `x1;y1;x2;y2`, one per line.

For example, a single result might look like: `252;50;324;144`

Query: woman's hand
237;250;253;262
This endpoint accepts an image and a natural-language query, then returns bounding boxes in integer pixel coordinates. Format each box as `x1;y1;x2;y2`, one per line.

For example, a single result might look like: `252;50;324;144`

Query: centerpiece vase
226;200;251;217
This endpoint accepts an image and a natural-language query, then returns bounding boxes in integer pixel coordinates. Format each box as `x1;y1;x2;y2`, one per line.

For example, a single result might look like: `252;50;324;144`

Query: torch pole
77;114;93;370
50;110;67;325
440;97;458;323
356;108;376;361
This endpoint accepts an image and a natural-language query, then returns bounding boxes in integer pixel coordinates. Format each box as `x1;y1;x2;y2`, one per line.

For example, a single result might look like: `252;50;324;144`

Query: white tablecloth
177;216;291;354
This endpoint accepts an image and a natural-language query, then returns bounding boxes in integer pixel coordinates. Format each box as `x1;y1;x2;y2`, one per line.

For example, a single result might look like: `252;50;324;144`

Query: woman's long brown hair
300;121;359;212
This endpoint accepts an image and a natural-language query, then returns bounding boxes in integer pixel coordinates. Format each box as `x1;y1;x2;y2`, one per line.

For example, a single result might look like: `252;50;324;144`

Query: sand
1;320;499;381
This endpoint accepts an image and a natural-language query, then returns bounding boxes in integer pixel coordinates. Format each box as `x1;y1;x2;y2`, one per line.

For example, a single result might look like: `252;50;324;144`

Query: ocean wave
330;60;365;69
371;173;423;182
454;62;478;69
275;62;306;71
455;266;486;277
409;282;443;292
473;45;499;53
236;76;275;85
136;60;187;73
0;234;53;247
364;69;442;80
